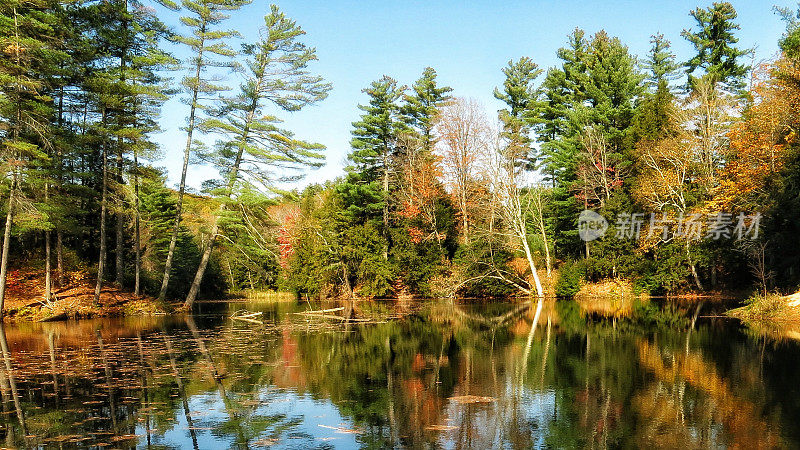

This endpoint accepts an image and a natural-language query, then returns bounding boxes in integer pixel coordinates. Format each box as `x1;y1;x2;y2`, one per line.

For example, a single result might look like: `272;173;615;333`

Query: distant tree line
280;2;800;300
3;1;800;309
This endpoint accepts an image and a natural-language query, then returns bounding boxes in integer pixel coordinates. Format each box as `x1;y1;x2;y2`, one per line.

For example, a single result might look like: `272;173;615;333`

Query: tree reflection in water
0;299;796;448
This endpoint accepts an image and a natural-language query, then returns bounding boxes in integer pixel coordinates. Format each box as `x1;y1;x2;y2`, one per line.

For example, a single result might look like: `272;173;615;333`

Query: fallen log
293;307;345;315
39;312;69;322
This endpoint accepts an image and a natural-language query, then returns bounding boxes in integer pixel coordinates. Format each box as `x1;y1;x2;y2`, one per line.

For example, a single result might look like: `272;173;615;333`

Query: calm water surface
0;299;797;449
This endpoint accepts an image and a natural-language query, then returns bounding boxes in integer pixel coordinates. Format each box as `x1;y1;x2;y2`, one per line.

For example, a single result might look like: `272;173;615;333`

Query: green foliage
0;0;793;307
343;223;393;297
199;5;331;193
494;57;543;169
451;242;516;298
681;1;750;89
777;4;800;59
402;67;452;150
137;169;226;299
349;76;406;182
643;33;680;90
555;260;584;297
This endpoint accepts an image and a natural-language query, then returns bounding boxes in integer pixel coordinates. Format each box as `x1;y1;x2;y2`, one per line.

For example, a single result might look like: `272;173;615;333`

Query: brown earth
3;268;167;322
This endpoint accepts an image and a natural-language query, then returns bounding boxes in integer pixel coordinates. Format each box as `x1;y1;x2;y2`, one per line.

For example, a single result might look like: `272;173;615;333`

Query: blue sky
150;0;788;193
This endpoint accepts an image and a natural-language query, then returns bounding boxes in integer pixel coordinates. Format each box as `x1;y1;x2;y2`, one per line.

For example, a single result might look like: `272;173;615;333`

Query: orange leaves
712;57;800;211
268;203;301;268
407;226;424;244
3;43;25;56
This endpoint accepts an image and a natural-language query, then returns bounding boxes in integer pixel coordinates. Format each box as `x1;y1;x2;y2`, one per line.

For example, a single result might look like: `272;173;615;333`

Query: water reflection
0;300;796;448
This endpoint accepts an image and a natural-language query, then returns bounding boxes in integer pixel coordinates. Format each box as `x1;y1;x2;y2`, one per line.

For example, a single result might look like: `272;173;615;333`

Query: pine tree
540;30;643;189
402;67;452;152
0;0;66;314
348;76;406;259
633;35;680;143
681;1;750;90
47;2;99;290
776;4;800;59
158;0;250;301
183;5;330;308
643;33;680;91
537;29;644;260
493;57;543;171
84;0;174;303
116;0;175;295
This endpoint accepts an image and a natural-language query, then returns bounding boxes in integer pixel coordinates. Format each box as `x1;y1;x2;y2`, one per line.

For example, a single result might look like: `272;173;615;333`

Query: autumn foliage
713;59;800;211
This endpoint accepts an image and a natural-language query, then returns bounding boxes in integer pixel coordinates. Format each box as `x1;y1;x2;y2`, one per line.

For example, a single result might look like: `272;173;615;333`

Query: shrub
556;260;585;297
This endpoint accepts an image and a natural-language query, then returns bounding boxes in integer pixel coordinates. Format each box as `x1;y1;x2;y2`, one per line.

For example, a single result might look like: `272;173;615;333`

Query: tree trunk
461;188;469;245
44;182;51;302
537;217;552;276
93;109;109;306
56;230;63;287
133;149;141;296
0;175;15;317
159;25;206;301
184;86;258;307
382;152;390;260
45;230;52;303
56;77;65;289
115;146;124;286
521;233;544;298
115;0;128;289
183;220;218;309
685;240;703;291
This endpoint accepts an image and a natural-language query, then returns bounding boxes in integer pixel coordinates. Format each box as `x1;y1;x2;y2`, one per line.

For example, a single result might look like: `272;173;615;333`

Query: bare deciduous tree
576;126;624;209
435;97;491;244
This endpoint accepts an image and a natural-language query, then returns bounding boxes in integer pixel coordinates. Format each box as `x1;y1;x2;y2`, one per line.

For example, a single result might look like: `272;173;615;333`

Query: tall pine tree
183;5;330;308
158;0;250;300
681;2;750;90
347;76;406;260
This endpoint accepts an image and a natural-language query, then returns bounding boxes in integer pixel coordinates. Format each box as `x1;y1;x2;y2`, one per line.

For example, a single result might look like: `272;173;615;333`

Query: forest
2;0;800;315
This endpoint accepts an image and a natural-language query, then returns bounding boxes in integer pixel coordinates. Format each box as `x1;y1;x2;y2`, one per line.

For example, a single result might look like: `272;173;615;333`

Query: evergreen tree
0;0;66;314
540;30;643;189
183;5;330;308
633;35;680;143
88;0;175;302
493;57;543;170
402;67;452;152
158;0;250;301
681;1;750;90
776;4;800;59
631;79;675;144
347;76;406;259
538;29;644;261
126;8;176;295
643;33;680;91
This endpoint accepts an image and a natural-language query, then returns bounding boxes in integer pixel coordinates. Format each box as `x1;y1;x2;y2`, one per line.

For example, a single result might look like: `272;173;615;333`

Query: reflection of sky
137;390;360;449
438;384;557;449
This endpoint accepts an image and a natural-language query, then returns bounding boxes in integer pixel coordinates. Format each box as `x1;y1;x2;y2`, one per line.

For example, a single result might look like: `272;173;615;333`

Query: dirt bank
3;269;167;322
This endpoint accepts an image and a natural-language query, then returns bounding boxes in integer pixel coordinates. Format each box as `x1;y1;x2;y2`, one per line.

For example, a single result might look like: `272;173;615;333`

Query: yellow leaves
3;43;25;56
711;56;800;211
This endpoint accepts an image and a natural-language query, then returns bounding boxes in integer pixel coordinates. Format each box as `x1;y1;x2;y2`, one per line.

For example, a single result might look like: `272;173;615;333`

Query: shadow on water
0;298;797;448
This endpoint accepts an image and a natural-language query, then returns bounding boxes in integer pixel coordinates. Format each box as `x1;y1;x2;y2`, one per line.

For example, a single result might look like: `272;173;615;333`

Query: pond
0;299;797;449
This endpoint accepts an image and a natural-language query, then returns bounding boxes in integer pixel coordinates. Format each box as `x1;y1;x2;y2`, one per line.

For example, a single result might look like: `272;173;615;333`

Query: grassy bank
727;293;800;323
